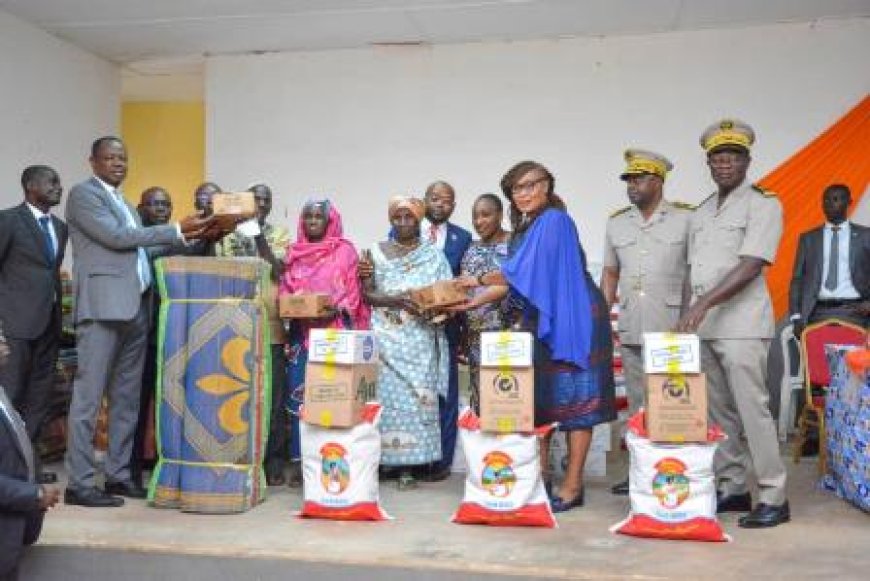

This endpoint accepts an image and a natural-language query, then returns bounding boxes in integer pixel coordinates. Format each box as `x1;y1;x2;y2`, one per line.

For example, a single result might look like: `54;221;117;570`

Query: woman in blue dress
362;196;452;490
459;161;616;512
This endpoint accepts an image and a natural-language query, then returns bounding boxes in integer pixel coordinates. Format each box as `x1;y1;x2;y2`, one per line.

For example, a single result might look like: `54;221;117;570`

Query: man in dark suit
64;137;211;507
419;181;472;481
789;184;870;337
1;330;60;581
0;165;69;486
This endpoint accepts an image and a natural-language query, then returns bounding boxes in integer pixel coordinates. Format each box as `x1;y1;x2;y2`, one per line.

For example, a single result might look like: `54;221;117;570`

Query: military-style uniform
604;199;692;413
690;120;787;506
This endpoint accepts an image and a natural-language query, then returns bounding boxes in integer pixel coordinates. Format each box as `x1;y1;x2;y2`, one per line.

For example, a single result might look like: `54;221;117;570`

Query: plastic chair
792;319;867;474
777;323;804;442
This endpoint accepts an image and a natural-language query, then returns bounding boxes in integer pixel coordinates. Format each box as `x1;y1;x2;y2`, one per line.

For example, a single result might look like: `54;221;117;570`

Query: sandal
397;469;418;491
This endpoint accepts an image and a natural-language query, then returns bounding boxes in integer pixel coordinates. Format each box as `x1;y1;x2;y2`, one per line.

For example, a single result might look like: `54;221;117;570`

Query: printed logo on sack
362;336;375;362
652;457;691;509
491;372;520;400
319;443;351;495
481;451;517;498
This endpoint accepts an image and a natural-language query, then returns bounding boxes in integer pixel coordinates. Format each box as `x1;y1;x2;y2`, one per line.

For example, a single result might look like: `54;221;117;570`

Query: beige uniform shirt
688;181;782;339
604;199;692;345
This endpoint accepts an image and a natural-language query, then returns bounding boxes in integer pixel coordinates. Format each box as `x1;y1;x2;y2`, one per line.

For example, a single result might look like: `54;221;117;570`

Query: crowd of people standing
4;116;870;577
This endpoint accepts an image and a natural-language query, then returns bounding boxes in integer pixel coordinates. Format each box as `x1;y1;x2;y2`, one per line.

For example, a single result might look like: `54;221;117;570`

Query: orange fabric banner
759;95;870;319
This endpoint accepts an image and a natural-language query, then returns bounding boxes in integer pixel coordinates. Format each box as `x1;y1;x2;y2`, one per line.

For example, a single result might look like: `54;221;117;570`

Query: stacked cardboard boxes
303;329;379;428
642;333;706;442
478;332;535;433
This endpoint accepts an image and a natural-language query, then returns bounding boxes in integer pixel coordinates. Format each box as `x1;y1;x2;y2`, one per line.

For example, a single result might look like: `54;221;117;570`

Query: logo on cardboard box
356;375;377;401
660;376;692;404
362;336;375;362
490;372;521;400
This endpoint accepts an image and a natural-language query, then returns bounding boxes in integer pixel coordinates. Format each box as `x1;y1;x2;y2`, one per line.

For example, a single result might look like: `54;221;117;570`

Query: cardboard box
279;293;332;319
308;329;379;365
480;332;533;367
411;280;468;309
642;333;701;374
645;373;708;443
479;366;535;433
303;362;378;427
211;192;257;219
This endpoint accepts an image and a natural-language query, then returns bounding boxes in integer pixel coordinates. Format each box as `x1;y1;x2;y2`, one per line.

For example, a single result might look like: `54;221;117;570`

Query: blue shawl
502;208;592;369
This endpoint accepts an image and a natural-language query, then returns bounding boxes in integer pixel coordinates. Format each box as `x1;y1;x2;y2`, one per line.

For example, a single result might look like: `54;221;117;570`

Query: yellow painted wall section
120;101;204;218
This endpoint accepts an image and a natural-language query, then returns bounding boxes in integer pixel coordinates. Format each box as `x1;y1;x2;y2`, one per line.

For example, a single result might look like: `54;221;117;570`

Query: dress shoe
104;479;147;499
610;479;629;496
738;501;790;528
37;471;58;484
287;462;303;489
716;491;752;513
64;487;124;507
550;487;585;513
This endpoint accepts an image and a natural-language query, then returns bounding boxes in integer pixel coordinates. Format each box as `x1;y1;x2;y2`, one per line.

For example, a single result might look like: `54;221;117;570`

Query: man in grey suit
64;137;211;507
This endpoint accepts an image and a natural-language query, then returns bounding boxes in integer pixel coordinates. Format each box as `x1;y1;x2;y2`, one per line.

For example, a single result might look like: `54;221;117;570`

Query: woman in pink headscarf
279;199;370;485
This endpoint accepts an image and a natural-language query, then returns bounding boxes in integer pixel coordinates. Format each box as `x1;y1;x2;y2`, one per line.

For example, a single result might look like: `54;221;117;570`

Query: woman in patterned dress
362;196;452;490
457;194;512;412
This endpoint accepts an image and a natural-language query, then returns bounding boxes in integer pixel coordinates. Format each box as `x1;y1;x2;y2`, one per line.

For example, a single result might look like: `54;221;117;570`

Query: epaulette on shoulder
609;205;632;218
752;183;776;197
670;201;696;211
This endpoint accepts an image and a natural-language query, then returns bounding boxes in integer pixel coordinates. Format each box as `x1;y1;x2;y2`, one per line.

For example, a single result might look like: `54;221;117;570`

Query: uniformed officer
676;119;789;528
601;149;693;495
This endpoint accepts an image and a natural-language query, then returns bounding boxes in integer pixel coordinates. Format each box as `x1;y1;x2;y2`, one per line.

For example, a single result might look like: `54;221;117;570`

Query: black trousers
131;337;158;486
0;316;60;467
265;344;289;476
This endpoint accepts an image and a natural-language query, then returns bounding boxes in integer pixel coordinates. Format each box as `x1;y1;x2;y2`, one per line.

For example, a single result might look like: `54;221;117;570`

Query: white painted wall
206;18;870;262
0;9;119;215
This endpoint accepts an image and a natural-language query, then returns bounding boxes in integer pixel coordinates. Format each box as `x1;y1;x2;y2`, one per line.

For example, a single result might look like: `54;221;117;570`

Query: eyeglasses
511;176;548;196
144;200;172;207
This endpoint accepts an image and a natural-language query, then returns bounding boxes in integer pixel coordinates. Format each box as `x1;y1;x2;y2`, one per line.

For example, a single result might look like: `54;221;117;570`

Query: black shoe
738;501;791;528
551;487;585;513
610;479;629;496
716;491;752;513
64;487;125;507
417;465;452;483
287;462;303;489
37;472;58;484
104;479;147;499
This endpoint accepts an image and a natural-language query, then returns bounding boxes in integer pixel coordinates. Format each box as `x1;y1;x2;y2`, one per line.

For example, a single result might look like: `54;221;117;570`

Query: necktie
110;190;152;292
824;225;840;291
38;215;55;265
429;223;438;244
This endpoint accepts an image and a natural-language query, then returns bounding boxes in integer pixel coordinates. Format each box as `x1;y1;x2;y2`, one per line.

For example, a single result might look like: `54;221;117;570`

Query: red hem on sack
299;501;388;521
614;514;728;542
452;502;556;528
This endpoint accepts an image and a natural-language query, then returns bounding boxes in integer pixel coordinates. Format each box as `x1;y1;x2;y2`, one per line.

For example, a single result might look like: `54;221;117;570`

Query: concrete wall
0;9;119;215
206;18;870;262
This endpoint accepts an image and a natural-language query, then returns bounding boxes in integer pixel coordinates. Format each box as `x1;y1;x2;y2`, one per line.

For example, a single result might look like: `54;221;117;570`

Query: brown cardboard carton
411;280;468;310
279;293;333;319
211;192;257;219
479;366;535;433
303;362;378;428
645;373;707;443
